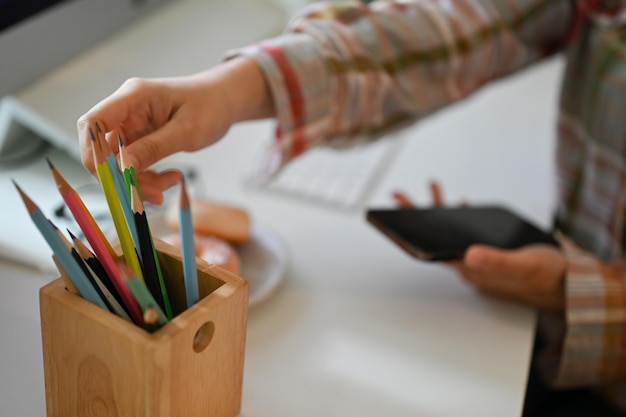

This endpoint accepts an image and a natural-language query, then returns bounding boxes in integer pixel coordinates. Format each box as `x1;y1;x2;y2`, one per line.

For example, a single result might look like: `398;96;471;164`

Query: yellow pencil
91;125;144;282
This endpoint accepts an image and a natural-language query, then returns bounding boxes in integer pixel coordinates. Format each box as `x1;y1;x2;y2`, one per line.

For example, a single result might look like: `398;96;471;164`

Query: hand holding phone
375;185;566;309
366;205;559;261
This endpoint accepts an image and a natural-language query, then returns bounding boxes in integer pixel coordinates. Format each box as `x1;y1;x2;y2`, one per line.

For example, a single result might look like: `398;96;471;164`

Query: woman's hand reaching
77;57;273;204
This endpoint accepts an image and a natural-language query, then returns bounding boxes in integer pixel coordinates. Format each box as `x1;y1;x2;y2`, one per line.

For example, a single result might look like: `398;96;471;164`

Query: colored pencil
91;127;144;282
118;132;173;318
84;261;132;322
47;154;143;324
96;123;140;258
119;262;168;326
118;133;140;199
52;256;79;295
47;157;115;258
130;178;172;319
143;307;161;333
67;229;117;299
179;176;199;307
13;181;108;311
69;230;132;322
50;222;115;312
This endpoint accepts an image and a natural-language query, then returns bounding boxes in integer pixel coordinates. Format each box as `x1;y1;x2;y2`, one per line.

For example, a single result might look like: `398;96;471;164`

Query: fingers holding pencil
80;123;180;206
118;132;181;205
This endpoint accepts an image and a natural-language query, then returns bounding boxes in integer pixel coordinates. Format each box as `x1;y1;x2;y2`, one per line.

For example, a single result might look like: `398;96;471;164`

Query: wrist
216;56;275;125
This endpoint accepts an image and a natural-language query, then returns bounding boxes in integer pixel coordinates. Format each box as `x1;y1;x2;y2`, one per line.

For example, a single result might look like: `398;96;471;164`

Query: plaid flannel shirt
229;0;626;409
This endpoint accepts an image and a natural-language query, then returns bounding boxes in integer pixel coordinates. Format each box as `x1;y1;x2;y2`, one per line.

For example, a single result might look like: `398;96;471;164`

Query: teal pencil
14;181;109;311
119;262;168;326
143;307;161;333
179;176;199;308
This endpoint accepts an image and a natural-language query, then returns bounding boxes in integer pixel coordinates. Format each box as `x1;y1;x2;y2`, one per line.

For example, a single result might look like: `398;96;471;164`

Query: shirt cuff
538;235;626;388
224;33;335;178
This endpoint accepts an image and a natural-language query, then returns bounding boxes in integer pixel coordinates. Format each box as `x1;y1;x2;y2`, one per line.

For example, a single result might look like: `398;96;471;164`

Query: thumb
464;245;532;274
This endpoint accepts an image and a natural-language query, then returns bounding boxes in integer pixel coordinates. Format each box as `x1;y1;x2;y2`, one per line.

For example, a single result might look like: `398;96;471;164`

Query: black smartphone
366;205;559;261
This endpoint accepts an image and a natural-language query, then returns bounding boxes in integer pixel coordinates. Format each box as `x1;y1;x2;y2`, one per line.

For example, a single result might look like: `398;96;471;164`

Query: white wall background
265;0;352;16
264;0;310;14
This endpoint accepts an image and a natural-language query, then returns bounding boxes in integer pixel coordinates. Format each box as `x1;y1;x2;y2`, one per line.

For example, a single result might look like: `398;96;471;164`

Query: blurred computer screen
0;0;173;98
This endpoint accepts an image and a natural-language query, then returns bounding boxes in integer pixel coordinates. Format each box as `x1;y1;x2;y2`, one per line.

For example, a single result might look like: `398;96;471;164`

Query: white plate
147;210;289;307
235;224;289;307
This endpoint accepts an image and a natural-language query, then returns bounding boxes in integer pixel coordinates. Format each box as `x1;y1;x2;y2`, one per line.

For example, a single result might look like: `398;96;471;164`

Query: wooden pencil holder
39;239;249;417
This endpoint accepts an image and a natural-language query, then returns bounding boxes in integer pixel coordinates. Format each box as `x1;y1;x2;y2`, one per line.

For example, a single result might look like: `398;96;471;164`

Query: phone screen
366;206;559;261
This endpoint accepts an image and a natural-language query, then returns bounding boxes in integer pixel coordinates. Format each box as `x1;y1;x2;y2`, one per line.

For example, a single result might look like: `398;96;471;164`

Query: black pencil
68;230;130;319
130;179;171;317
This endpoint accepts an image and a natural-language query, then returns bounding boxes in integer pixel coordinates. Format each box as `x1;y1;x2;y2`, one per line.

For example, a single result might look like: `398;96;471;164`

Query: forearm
193;56;275;125
227;0;575;166
221;57;275;123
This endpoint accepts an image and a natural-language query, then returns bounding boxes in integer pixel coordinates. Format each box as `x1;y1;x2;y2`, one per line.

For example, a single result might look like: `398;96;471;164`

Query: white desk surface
1;0;565;415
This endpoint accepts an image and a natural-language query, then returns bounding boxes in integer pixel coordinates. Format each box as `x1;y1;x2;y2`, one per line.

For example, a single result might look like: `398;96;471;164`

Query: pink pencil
48;158;144;325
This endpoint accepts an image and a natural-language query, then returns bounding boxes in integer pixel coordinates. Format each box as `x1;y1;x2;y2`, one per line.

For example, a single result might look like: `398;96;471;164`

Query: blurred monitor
0;0;173;98
0;0;173;165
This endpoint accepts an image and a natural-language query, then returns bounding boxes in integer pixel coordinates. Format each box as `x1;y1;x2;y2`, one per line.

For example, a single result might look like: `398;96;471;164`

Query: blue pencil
13;180;109;311
179;176;199;307
94;124;140;257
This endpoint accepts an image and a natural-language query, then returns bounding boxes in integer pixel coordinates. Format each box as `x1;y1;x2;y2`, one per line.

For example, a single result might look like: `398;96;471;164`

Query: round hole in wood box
193;321;215;353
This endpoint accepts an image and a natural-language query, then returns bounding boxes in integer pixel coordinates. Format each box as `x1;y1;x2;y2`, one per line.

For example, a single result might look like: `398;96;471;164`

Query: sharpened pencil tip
179;174;190;209
13;181;37;213
117;132;124;147
67;229;76;240
89;127;96;142
45;157;54;170
47;157;73;193
95;122;102;133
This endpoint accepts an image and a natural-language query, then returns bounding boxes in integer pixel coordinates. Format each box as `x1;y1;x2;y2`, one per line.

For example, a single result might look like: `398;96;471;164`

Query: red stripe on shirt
262;44;306;157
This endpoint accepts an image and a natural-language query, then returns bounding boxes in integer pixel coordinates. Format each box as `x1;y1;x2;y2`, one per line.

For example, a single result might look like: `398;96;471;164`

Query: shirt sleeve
537;236;626;407
225;0;574;171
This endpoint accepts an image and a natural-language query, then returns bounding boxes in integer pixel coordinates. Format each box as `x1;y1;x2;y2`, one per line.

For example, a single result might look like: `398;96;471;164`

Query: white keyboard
258;135;404;210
